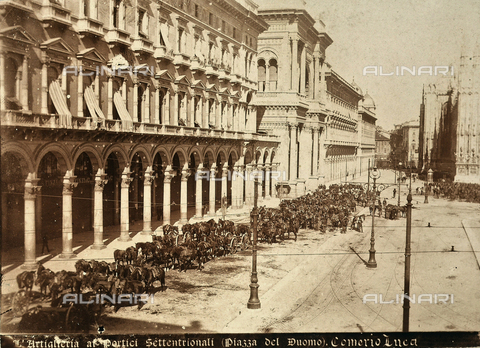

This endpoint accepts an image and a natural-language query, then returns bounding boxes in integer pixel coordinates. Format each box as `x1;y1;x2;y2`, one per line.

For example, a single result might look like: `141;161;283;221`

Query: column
215;99;220;128
92;169;107;250
290;125;298;180
173;90;179;125
308;59;314;99
180;168;190;224
209;165;217;215
77;58;84;118
292;38;298;92
232;164;242;208
133;81;139;122
163;166;174;225
300;43;306;95
142;167;154;234
60;170;76;258
119;167;132;241
265;62;270;91
154;87;160;124
189;95;195;127
107;75;113;119
165;89;171;125
23;174;41;269
202;96;208;128
245;164;254;205
195;164;203;217
271;163;278;198
41;59;48;114
221;164;228;204
265;164;271;199
319;62;326;102
313;56;318;100
181;93;187;125
22;56;29;111
312;128;319;176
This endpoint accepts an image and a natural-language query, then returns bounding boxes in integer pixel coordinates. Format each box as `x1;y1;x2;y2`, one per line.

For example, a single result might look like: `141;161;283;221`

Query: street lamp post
367;167;381;268
403;174;413;331
247;176;261;309
424;181;428;204
398;162;402;206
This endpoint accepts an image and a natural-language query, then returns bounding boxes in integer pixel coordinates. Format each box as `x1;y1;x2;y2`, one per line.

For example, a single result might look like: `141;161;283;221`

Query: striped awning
49;79;72;127
113;91;133;131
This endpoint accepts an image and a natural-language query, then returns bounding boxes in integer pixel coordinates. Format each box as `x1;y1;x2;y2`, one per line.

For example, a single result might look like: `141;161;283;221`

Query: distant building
399;119;420;168
375;128;391;168
419;43;479;182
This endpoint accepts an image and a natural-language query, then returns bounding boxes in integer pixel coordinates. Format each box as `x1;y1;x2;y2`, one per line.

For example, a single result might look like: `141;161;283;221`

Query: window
138;10;146;37
257;59;266;91
178;28;184;52
113;0;126;29
159;29;166;46
195;4;199;18
221;20;225;33
233;27;236;40
209;13;213;26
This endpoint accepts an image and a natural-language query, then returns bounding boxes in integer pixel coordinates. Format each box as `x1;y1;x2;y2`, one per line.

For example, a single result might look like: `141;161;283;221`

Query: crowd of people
428;182;480;203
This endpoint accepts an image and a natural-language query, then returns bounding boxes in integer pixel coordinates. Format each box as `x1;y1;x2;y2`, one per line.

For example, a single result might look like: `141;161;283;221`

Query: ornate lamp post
367;167;381;268
247;176;261;309
403;168;413;331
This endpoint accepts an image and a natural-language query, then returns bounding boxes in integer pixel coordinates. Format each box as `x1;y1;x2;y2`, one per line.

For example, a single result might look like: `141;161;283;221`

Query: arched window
268;59;278;91
258;59;266;92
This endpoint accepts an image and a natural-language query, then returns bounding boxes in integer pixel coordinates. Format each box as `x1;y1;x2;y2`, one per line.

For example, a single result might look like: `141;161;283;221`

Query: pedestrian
41;232;50;254
393;188;396;198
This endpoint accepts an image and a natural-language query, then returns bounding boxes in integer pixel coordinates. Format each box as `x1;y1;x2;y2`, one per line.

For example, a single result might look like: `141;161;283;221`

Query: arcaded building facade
255;1;376;194
0;0;279;269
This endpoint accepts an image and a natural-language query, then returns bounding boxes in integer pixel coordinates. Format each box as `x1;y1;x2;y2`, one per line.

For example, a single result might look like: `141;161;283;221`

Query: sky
256;0;480;130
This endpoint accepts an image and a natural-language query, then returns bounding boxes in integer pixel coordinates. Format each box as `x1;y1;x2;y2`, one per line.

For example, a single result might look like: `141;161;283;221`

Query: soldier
41;231;50;254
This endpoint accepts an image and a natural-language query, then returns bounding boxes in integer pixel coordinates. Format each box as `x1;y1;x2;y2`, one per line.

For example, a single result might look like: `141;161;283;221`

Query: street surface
2;170;479;333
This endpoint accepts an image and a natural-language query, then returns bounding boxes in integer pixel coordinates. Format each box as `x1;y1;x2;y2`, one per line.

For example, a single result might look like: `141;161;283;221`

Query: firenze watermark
62;65;156;77
363;66;454;76
363;293;454;305
62;293;155;305
195;170;287;182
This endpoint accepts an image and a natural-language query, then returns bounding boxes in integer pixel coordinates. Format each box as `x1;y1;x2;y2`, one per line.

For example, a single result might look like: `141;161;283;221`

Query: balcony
105;28;131;47
37;1;71;27
173;53;191;68
0;0;33;17
153;46;174;62
190;57;206;73
205;60;220;77
2;110;279;144
132;36;154;55
77;17;104;37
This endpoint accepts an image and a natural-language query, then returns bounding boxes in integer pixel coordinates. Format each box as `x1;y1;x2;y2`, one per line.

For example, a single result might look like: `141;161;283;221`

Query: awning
84;85;105;126
159;23;171;51
49;79;72;127
114;91;133;131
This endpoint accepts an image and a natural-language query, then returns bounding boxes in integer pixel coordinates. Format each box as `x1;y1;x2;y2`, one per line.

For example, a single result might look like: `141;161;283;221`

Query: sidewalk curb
462;219;480;270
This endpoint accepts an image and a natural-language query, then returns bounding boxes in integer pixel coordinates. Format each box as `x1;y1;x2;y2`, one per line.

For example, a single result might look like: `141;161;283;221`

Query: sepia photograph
1;0;480;346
